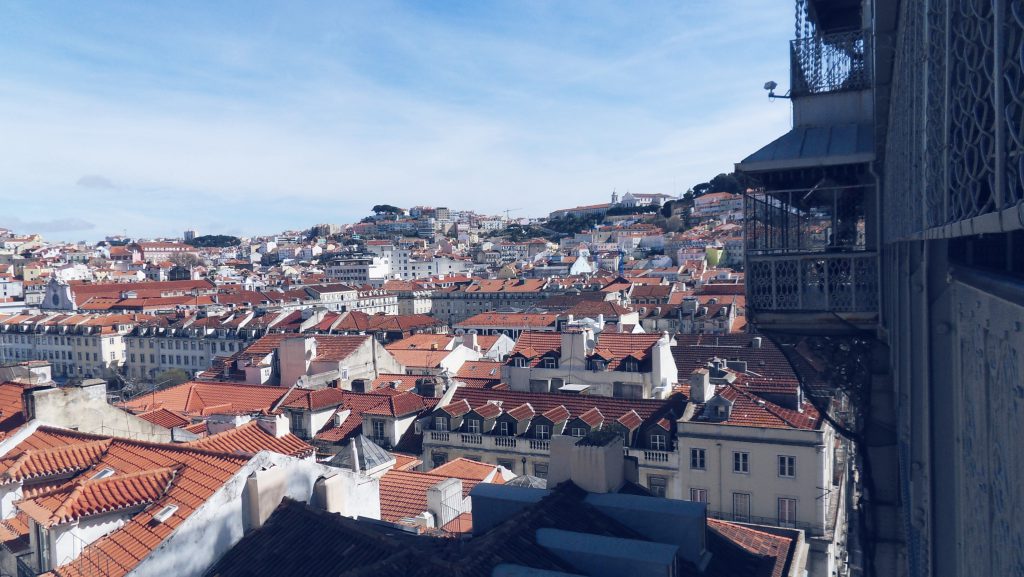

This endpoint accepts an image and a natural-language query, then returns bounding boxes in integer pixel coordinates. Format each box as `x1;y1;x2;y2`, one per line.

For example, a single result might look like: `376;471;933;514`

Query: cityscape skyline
1;1;791;241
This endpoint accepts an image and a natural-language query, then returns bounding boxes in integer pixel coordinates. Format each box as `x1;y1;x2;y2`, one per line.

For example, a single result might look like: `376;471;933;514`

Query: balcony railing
623;447;679;469
425;431;551;456
748;252;878;313
790;29;870;96
745;186;870;256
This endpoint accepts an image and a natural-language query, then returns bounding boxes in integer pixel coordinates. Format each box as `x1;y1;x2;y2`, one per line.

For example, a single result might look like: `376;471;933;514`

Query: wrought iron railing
748;252;878;313
790;29;870;96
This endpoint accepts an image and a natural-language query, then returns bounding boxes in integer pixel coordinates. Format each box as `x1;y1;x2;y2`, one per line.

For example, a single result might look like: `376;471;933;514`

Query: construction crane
503;208;522;221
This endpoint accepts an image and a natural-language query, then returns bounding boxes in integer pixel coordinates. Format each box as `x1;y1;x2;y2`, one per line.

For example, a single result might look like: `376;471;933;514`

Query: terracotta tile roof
452;388;678;430
186;421;314;459
361;391;432;418
471;402;502;420
455;312;559;328
577;407;604;427
0;382;28;438
367;374;417;392
617;409;643;430
391;453;422;471
505;403;535;421
310;335;371;361
384;333;454;351
122;381;289;416
540;405;570;424
377;469;477;524
19;467;179;527
440;399;471;418
387;349;449;369
136;408;191;429
0;439;113;483
31;432;249;577
430;458;499;482
708;518;795;577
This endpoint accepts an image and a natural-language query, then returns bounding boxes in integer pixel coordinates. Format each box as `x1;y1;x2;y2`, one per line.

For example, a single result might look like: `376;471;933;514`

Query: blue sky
0;1;793;241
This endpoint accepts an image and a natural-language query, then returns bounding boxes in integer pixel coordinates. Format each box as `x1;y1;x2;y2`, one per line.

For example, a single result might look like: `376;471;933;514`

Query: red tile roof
187;421;314;459
378;470;477;525
708;518;795;577
19;467;179;527
136;408;191;429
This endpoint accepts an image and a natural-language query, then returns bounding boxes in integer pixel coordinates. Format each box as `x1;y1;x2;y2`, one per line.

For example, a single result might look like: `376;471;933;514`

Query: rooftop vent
91;467;116;480
153;503;178;524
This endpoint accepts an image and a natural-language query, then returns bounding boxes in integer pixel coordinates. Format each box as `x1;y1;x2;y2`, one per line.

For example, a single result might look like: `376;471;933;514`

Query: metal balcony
791;29;870;97
748;252;878;313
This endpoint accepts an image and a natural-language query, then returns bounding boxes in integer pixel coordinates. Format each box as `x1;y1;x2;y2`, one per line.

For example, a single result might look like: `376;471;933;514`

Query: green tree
188;235;241;248
154;368;191;387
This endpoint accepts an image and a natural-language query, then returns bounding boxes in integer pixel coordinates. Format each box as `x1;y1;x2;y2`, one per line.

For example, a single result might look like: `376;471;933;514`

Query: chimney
427;478;465;528
243;466;288;533
689;368;713;403
548;432;625;494
256;412;290;438
752;336;763;349
208;413;253;435
468;329;479;352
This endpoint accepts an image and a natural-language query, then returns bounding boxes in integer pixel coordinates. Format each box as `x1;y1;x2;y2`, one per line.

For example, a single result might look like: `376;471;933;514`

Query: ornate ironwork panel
1003;0;1024;207
746;253;878;313
948;0;997;221
790;30;871;96
886;0;1024;237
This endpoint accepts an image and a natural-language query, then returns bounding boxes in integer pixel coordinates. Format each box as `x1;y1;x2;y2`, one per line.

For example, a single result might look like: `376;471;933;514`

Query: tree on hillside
372;204;403;215
188;234;241;248
154;368;191;388
169;253;202;268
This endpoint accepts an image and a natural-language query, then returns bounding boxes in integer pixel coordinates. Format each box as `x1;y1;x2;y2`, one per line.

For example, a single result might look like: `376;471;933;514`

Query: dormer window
621;359;639;372
512;357;528;368
650;434;667;451
535;424;551;440
541;357;558;369
434;416;448;431
588;359;606;371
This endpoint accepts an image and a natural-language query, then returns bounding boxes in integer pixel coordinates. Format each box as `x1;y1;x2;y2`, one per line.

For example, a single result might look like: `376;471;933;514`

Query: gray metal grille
790;30;871;96
884;0;1024;240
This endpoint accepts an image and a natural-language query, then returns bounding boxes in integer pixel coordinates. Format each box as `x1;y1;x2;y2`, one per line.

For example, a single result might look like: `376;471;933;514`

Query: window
778;455;795;478
648;476;667;497
613;382;642;399
621;359;639;372
689;488;708;503
732;493;750;522
498;421;510;436
588;359;606;371
733;451;749;474
690;448;706;470
541;356;558;369
533;462;549;478
289;412;305;435
434;416;448;431
512;356;527;368
497;459;514;471
570;427;586;437
432;451;448;468
535;424;551;440
372;419;386;439
650;434;667;451
467;419;481;434
778;498;797;527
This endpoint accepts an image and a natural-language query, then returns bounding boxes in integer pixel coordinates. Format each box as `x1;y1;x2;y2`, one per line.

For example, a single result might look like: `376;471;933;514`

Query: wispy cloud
0;1;794;240
0;216;95;233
